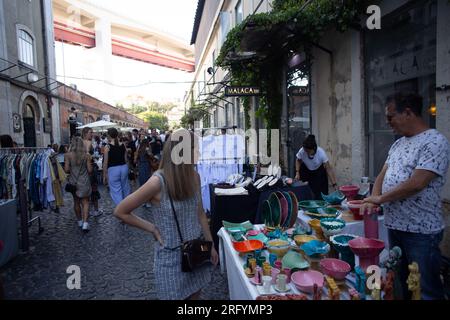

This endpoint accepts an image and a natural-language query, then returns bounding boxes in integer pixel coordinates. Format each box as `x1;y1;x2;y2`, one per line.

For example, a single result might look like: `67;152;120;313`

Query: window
235;0;243;25
364;0;437;179
219;11;231;46
18;29;34;67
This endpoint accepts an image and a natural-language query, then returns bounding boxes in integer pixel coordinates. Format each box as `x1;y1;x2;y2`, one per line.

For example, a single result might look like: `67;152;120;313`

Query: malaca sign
225;86;261;97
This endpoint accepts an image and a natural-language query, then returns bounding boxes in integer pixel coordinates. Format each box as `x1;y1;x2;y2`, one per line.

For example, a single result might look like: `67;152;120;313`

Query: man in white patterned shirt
364;93;449;300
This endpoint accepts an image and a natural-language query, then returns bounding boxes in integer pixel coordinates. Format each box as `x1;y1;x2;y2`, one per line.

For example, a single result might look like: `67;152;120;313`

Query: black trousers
300;163;328;200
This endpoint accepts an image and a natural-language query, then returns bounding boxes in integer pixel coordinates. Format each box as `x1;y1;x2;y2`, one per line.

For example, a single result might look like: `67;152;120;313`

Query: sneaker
82;222;89;232
78;220;83;228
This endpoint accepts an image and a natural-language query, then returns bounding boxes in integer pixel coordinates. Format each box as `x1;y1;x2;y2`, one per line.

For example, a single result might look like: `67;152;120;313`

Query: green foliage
216;0;365;129
137;111;169;131
180;104;210;129
125;101;177;115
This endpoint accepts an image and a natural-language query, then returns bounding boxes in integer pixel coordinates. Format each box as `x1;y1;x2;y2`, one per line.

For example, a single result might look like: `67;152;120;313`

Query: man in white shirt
363;93;450;300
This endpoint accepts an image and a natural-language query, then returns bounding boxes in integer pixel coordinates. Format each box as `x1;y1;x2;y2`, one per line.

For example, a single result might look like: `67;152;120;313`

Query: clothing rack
0;147;50;251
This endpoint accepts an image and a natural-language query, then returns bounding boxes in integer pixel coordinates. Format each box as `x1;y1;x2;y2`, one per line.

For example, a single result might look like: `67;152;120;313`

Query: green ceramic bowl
298;200;328;213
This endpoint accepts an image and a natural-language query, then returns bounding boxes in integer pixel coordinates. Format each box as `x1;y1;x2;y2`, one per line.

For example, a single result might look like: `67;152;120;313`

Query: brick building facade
58;84;147;144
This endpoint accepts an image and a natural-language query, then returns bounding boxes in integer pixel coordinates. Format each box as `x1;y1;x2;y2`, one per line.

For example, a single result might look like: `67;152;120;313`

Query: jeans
388;228;445;300
107;164;131;206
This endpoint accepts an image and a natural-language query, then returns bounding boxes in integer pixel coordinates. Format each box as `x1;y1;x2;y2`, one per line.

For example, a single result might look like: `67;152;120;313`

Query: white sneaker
78;220;83;228
82;222;89;232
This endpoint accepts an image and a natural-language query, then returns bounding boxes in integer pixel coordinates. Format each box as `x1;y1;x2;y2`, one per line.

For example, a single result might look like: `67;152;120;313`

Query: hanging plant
216;0;366;129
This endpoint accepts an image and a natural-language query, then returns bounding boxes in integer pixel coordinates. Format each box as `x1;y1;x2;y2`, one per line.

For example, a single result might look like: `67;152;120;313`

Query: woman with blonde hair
65;137;93;231
114;129;218;300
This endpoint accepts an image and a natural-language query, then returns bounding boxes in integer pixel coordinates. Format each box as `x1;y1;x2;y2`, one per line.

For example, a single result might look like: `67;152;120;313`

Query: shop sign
13;113;22;132
43;118;52;133
225;86;260;97
288;86;309;96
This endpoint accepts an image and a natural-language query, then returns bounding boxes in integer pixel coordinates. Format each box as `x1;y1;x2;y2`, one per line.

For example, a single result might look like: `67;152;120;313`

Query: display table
218;224;377;300
210;184;314;251
0;199;18;267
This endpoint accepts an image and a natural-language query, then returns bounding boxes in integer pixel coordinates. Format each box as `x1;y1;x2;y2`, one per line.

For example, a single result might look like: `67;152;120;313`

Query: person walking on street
82;127;102;217
64;137;93;232
363;93;450;300
103;128;131;206
114;129;219;300
134;138;151;187
294;135;338;199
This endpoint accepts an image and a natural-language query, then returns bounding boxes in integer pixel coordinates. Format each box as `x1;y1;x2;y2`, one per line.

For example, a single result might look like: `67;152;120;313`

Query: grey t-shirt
382;129;450;234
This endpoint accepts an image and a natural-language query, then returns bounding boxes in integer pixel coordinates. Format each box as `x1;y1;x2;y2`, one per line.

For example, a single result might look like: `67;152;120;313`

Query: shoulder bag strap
161;173;184;245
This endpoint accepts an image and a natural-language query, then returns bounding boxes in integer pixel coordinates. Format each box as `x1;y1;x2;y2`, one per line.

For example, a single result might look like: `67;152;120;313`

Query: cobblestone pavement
0;182;229;300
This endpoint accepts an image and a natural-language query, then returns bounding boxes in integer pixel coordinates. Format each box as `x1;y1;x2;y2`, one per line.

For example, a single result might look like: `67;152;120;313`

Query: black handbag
166;179;212;272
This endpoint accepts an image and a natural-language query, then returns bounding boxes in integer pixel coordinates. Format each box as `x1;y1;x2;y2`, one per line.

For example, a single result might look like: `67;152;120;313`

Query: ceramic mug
248;258;257;272
257;256;266;267
271;268;280;284
274;260;282;270
276;274;288;292
282;268;291;283
269;253;278;267
262;275;272;293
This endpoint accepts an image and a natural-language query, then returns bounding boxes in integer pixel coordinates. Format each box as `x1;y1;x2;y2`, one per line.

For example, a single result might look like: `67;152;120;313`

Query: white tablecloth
218;224;364;300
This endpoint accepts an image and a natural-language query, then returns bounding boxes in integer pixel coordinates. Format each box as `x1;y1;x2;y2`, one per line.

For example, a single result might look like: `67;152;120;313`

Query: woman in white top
295;135;338;200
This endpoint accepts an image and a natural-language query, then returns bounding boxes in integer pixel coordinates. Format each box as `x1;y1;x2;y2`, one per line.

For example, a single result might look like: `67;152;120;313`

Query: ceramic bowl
319;258;351;280
304;207;341;220
281;250;310;270
291;270;324;293
339;185;360;200
293;234;317;247
320;218;346;236
347;200;364;220
266;239;291;258
232;240;264;254
300;240;330;257
348;237;385;271
223;220;254;231
321;190;346;205
348;237;385;258
298;200;328;213
329;234;359;269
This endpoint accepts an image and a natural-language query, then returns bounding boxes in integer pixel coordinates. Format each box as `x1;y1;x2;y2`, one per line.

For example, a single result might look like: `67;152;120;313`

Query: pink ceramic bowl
247;230;260;237
319;258;351;280
339;185;360;200
348;237;385;257
347;200;364;220
290;270;324;293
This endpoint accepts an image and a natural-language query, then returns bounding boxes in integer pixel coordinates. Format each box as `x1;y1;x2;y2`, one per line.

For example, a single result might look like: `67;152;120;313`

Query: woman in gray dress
65;137;93;232
114;129;219;300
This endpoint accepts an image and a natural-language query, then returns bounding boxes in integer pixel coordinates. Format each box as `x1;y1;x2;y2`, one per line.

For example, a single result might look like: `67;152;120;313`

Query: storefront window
286;67;311;177
365;0;437;178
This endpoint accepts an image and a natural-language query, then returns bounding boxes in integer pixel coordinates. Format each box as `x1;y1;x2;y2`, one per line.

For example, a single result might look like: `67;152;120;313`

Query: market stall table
210;184;314;251
218;225;380;300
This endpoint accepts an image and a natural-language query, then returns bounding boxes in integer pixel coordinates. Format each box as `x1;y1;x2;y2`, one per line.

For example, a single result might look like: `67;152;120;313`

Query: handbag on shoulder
165;176;212;272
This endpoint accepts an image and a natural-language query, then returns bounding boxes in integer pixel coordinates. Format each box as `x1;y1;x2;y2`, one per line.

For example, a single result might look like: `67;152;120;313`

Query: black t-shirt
107;144;126;168
150;136;162;155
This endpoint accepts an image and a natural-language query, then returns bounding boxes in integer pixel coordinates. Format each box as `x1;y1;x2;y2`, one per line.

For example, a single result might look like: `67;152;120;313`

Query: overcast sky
56;0;199;105
90;0;198;42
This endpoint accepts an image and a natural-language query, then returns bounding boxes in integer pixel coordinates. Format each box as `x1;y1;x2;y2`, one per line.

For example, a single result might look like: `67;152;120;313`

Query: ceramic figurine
382;271;395;300
355;266;366;300
348;287;360;300
382;246;403;299
371;283;381;300
313;283;321;300
407;262;421;300
325;276;340;300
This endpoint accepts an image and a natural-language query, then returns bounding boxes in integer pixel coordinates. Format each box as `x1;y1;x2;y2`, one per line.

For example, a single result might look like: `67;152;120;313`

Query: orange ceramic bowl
232;240;264;254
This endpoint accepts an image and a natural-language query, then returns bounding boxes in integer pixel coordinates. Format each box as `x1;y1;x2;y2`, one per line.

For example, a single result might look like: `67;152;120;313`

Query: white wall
436;0;450;202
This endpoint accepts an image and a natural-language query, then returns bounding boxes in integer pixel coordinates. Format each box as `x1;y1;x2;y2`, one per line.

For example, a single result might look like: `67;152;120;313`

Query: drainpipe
40;0;53;144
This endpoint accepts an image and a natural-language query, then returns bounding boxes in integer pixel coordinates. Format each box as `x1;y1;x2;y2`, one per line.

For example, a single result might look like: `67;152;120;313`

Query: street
0;184;229;300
